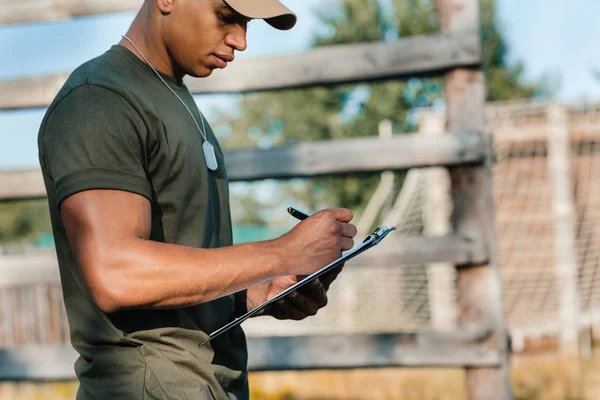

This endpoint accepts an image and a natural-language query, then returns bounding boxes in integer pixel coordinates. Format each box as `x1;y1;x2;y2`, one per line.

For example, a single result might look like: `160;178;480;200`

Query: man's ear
156;0;175;14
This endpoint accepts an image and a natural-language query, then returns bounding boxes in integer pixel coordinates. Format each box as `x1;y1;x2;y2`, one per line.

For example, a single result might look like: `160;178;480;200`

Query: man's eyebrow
217;1;252;22
216;1;238;14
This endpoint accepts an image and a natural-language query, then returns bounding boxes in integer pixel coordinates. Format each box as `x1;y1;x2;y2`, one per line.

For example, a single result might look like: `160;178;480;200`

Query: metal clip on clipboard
198;225;396;347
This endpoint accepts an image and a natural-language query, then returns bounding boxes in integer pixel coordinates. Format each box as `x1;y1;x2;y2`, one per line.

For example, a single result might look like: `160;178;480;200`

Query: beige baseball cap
223;0;297;30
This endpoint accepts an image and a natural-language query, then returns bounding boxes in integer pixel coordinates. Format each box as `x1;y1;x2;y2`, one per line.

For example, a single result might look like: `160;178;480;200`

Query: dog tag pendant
202;141;218;171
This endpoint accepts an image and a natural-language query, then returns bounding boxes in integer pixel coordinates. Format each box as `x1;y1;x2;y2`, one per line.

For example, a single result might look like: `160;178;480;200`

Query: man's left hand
246;265;344;320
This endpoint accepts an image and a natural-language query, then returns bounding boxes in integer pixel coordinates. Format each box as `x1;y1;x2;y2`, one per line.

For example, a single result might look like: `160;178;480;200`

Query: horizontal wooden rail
0;345;77;380
0;0;143;25
225;132;484;180
0;31;481;109
0;235;487;286
0;132;485;200
0;252;62;286
247;332;499;370
0;331;499;379
0;168;46;201
185;32;481;94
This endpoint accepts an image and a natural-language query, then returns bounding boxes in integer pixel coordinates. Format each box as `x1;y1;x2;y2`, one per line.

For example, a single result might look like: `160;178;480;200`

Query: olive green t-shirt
38;45;248;400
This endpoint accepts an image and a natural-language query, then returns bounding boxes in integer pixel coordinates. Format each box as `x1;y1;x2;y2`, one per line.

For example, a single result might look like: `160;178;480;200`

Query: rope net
491;102;600;344
243;168;447;336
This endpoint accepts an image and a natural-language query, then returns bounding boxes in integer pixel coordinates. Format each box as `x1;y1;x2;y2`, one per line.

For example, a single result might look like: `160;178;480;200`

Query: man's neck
119;8;185;82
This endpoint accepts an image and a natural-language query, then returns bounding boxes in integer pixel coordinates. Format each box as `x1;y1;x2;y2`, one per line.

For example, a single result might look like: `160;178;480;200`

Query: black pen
287;207;309;221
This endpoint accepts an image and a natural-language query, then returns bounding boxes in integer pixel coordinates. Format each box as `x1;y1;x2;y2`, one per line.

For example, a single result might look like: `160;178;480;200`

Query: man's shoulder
49;47;141;112
39;48;150;152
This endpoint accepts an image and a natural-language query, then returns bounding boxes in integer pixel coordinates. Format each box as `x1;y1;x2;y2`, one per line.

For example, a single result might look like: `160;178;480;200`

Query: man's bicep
61;190;152;277
59;189;152;312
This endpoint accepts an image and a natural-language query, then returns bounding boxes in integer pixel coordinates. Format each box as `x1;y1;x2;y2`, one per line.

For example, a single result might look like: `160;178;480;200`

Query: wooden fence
0;0;512;398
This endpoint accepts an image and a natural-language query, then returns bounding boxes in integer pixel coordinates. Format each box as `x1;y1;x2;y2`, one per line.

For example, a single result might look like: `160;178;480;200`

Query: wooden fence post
547;104;580;354
356;120;395;236
421;111;458;331
436;0;513;398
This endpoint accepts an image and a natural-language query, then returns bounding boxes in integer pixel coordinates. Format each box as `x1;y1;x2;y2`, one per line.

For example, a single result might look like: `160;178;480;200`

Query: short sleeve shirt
38;45;248;400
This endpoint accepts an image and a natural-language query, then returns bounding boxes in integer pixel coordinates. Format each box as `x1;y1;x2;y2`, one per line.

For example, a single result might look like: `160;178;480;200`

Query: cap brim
223;0;297;31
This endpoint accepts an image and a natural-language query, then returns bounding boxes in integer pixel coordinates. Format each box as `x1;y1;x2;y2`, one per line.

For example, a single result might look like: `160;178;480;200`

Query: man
37;0;357;399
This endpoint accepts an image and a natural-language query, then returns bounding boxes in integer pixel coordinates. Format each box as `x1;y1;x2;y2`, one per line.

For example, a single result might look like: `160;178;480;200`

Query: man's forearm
61;191;354;315
87;238;287;313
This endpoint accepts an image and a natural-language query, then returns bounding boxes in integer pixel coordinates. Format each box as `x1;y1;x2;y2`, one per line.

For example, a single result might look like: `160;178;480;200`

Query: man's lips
213;53;234;68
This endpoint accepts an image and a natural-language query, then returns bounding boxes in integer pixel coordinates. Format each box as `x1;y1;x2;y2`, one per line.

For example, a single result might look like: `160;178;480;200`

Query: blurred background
1;0;600;399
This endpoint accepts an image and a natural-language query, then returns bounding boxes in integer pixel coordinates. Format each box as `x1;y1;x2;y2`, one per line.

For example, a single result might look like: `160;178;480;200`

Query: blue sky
1;0;599;170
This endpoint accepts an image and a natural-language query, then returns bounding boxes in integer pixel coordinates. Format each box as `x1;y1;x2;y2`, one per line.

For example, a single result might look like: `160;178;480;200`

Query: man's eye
219;13;250;26
219;13;238;24
218;13;232;22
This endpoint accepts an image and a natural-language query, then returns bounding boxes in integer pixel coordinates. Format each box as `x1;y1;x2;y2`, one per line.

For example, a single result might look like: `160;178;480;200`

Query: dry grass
249;368;466;400
0;382;78;400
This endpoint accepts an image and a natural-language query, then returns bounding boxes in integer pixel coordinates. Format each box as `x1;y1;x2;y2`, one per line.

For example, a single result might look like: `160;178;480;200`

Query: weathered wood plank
421;111;457;332
2;290;14;346
0;235;488;286
35;285;50;344
187;31;481;93
0;253;62;286
0;168;46;200
438;0;513;398
0;132;485;200
0;332;500;379
247;333;499;371
0;345;77;380
225;132;484;180
355;120;395;236
0;31;481;109
49;286;64;344
0;73;68;111
447;75;514;400
547;104;580;353
0;0;143;25
13;289;24;346
0;290;12;346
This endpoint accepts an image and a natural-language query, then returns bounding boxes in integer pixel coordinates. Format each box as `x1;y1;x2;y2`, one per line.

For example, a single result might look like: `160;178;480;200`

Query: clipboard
199;225;396;347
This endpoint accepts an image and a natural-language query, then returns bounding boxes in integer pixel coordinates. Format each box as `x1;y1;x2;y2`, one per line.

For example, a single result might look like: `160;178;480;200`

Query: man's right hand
243;208;357;320
278;208;357;276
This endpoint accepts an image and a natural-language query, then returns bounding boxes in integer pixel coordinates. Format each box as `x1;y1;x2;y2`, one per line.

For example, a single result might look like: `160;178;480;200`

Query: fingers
285;208;356;277
341;222;357;239
319;264;344;291
311;209;356;238
271;280;328;321
288;289;325;317
330;208;353;223
340;236;354;251
271;298;307;321
297;278;328;308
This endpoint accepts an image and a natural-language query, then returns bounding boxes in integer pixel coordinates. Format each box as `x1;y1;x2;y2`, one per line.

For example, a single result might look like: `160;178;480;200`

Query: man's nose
225;25;247;52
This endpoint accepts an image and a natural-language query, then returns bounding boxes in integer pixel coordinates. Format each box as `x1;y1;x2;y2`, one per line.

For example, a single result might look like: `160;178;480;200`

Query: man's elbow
84;259;131;314
91;286;123;314
89;279;127;314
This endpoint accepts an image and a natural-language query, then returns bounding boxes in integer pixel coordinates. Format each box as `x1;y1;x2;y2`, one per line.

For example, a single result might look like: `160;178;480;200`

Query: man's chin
188;66;216;79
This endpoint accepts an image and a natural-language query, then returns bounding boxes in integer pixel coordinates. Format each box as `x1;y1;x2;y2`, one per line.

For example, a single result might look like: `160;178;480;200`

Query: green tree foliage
0;199;51;244
215;0;544;221
479;0;543;100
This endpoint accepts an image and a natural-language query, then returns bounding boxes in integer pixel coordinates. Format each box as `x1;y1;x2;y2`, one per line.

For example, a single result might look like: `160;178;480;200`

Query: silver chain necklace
122;34;218;171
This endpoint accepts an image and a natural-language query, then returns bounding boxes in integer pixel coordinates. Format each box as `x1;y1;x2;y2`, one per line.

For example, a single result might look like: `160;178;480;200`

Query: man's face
163;0;250;77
